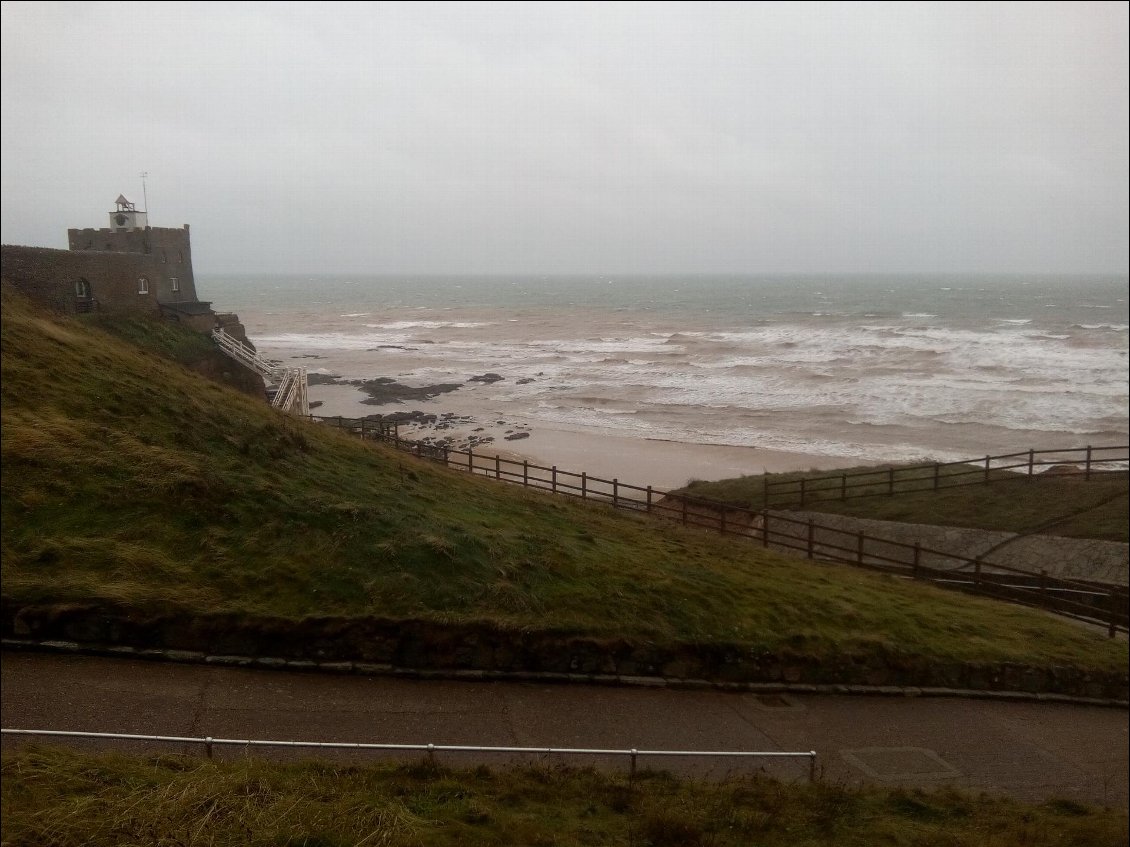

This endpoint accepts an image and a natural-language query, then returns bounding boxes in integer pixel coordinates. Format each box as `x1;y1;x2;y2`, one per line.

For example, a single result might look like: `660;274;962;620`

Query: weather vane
140;171;149;214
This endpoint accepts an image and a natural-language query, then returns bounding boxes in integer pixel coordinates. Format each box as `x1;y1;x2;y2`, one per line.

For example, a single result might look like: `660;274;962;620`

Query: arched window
170;276;180;292
74;278;92;299
137;277;150;294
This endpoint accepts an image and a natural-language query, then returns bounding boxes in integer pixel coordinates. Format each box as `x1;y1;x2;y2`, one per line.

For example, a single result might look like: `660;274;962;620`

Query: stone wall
4;601;1126;701
67;225;198;305
1;244;162;317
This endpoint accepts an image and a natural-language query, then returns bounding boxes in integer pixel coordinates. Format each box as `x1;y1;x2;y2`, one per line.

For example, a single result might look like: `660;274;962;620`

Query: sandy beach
478;428;863;491
307;382;863;492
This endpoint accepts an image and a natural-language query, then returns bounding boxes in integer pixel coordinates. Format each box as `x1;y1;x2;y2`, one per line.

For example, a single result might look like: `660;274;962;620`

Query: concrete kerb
4;638;1126;709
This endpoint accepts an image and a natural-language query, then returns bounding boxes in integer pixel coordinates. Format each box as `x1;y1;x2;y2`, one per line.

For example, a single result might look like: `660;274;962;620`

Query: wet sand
485;427;863;491
307;382;865;491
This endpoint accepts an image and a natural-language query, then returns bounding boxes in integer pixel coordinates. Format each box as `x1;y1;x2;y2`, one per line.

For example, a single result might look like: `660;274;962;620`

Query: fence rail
308;416;1128;637
0;729;818;781
760;445;1129;508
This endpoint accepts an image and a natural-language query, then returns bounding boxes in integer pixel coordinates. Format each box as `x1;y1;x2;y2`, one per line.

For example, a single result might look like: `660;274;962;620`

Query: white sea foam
211;273;1129;463
363;320;492;330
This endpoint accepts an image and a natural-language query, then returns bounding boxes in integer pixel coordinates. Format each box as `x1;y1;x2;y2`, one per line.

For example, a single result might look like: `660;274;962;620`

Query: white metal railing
0;728;818;781
211;328;308;416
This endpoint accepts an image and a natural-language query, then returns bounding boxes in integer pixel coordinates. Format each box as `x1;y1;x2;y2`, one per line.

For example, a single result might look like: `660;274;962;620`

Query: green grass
3;747;1126;846
675;465;1129;543
2;284;1127;677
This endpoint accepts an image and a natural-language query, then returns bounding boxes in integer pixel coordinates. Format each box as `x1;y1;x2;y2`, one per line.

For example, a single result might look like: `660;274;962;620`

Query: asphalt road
2;650;1126;807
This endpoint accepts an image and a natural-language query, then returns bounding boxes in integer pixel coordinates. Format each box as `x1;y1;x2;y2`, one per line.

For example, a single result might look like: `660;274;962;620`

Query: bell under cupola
109;194;148;231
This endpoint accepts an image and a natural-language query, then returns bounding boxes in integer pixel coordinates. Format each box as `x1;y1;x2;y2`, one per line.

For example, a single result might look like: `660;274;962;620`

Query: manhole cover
841;747;961;780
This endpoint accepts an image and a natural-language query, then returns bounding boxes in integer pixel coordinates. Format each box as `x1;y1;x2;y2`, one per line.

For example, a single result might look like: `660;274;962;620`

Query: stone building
2;195;224;334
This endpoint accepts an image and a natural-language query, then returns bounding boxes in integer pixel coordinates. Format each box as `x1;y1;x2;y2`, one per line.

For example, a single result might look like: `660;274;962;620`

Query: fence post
809;751;817;784
857;531;865;564
840;473;847;501
613;478;619;507
552;466;557;493
494;454;500;479
468;448;474;473
1028;449;1035;477
395;427;400;450
806;520;815;559
205;737;213;760
581;472;587;500
630;749;638;781
984;455;991;482
336;416;343;429
361;419;368;439
523;460;529;487
646;486;653;513
1085;445;1092;481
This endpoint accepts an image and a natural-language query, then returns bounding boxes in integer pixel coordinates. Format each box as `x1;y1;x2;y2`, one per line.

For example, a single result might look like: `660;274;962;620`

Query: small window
138;277;150;294
170;277;180;292
74;279;92;298
177;251;184;263
161;251;168;264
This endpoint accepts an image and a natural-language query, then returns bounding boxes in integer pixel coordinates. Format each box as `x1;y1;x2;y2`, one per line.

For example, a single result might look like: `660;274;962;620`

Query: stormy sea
199;273;1129;467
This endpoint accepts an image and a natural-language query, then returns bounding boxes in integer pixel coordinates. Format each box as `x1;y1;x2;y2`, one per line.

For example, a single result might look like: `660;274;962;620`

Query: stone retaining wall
4;601;1126;702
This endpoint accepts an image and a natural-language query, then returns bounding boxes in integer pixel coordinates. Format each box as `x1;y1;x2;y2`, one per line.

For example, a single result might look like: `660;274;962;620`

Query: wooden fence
309;416;1128;637
762;446;1130;508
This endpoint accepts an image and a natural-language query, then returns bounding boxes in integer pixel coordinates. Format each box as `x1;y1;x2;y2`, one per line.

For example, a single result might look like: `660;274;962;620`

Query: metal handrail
213;328;308;415
0;728;818;781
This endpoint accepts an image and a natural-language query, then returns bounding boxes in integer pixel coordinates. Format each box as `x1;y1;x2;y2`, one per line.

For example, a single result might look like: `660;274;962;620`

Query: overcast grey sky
2;1;1127;275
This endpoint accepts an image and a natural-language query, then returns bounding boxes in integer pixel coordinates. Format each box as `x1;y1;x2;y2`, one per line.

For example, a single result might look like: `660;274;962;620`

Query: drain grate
841;747;962;780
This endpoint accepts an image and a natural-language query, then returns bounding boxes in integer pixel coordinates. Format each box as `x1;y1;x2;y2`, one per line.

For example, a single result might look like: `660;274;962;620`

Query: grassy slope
676;466;1129;543
3;748;1126;847
1;285;1126;674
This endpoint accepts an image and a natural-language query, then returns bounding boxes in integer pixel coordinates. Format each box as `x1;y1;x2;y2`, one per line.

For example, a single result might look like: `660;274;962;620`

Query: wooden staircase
211;328;309;416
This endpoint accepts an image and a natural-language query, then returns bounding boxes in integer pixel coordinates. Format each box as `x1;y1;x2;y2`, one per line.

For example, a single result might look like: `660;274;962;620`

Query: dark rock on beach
364;410;438;425
468;373;505;383
505;432;531;441
358;378;463;405
307;372;344;386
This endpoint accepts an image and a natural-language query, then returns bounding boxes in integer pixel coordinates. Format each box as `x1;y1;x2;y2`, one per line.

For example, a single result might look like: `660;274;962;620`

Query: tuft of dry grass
2;747;1127;847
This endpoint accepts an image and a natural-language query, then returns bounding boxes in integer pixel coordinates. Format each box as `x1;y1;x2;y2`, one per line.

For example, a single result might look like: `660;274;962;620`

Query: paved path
2;651;1126;807
771;510;1130;586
